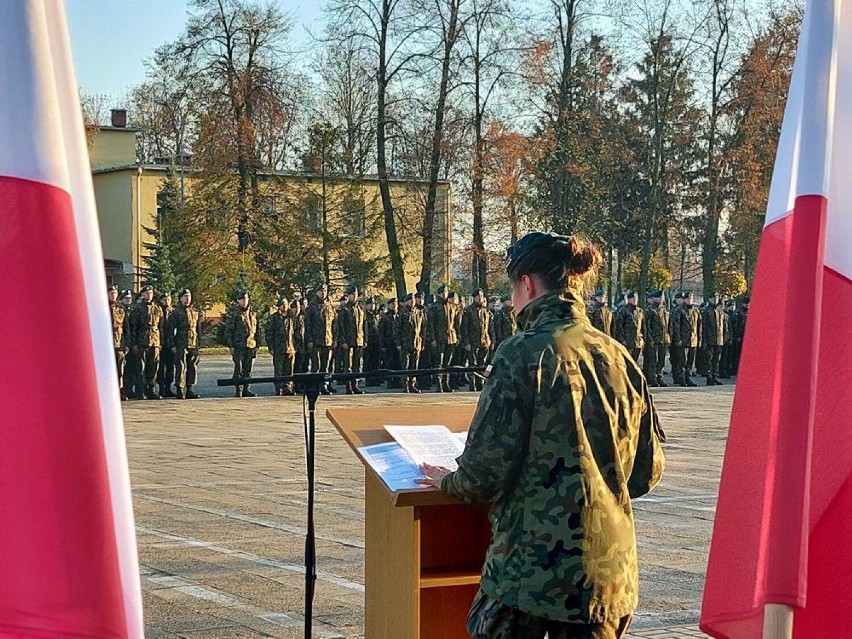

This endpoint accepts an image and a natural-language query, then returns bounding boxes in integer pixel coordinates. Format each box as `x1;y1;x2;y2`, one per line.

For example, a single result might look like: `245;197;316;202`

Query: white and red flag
0;1;143;637
700;0;852;637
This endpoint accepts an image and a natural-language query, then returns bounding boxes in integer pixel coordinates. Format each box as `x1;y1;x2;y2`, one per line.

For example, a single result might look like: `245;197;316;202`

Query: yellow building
90;111;452;297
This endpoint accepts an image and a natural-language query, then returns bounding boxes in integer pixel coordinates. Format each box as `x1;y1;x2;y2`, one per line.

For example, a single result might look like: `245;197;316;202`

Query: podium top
327;403;478;507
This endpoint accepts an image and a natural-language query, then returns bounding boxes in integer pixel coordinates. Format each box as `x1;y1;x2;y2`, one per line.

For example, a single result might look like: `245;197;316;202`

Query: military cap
179;288;191;297
402;292;414;302
276;297;288;307
447;291;457;300
158;291;171;300
414;290;425;299
506;231;568;274
501;294;512;302
387;297;397;304
436;284;448;294
594;288;605;297
235;289;248;300
120;289;132;299
141;284;154;292
648;289;663;298
472;287;485;297
345;283;359;295
489;295;499;303
625;290;638;298
108;284;119;292
315;283;326;292
365;296;377;304
289;299;300;308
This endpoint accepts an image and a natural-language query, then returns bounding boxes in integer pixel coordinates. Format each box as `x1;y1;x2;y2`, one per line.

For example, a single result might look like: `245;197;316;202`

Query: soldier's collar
515;289;586;330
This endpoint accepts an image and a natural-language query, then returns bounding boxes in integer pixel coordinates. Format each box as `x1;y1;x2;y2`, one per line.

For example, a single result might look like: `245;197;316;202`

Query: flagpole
763;604;794;639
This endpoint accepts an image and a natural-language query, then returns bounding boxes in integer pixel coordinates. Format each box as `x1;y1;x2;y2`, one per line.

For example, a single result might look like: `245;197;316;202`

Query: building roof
88;125;141;133
91;163;451;186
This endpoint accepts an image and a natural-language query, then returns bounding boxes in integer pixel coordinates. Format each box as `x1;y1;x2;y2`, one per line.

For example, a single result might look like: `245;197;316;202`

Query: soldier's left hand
416;463;451;488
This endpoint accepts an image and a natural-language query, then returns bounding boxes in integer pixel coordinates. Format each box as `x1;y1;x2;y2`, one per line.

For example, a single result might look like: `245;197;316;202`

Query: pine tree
142;167;179;294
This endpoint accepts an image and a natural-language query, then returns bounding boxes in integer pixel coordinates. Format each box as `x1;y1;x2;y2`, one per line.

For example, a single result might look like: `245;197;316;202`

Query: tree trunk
420;1;460;294
377;7;407;299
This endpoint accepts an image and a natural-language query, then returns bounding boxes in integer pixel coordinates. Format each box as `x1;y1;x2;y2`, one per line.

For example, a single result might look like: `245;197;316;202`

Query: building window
305;194;321;231
343;201;365;237
259;195;277;217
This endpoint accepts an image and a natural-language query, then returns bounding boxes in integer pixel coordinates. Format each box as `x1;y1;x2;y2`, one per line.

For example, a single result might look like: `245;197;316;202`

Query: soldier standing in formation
656;292;671;386
701;294;726;386
109;285;129;401
305;284;336;395
291;299;307;392
669;292;700;387
719;299;736;378
338;284;367;395
157;292;176;398
642;290;665;387
732;296;749;373
614;291;644;361
428;284;458;393
265;297;297;396
379;298;400;388
224;290;259;397
587;288;613;336
460;288;492;392
363;297;382;386
395;293;424;393
492;294;517;353
685;292;702;380
129;284;164;399
170;287;201;399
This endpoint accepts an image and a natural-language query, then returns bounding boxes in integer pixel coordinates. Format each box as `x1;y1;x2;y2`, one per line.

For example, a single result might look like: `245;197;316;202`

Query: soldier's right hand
465;344;472;352
171;347;177;353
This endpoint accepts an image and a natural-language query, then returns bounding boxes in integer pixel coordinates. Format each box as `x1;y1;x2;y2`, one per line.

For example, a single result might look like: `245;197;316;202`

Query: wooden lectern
327;404;491;639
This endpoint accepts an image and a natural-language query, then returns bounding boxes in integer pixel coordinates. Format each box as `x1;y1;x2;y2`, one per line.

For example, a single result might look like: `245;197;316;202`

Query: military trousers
719;344;733;377
400;348;420;386
685;346;697;377
114;348;126;394
706;345;722;378
232;347;256;389
124;349;140;398
175;347;199;390
271;351;295;391
670;345;687;384
642;344;658;383
628;347;641;362
656;344;668;378
157;346;175;389
382;346;402;388
467;346;489;390
696;346;709;376
466;590;632;639
138;346;160;391
364;344;382;385
309;346;333;374
435;343;456;389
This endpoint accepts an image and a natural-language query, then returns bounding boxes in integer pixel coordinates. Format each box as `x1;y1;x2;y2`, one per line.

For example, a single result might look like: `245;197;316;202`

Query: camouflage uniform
668;303;693;386
338;299;366;394
129;298;164;399
157;300;175;397
686;304;702;378
224;302;259;396
364;305;383;386
614;303;644;361
732;303;749;374
655;303;670;384
378;305;401;389
292;308;308;390
586;299;613;337
265;308;296;395
110;300;129;399
701;304;726;385
460;301;492;391
428;297;458;392
394;301;424;392
492;307;517;353
170;302;201;398
305;294;336;391
642;302;665;387
442;291;664;634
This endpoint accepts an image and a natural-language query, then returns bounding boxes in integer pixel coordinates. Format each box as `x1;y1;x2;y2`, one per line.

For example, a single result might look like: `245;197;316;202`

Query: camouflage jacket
171;304;201;350
395;305;423;352
265;310;296;355
378;311;397;350
461;302;492;350
733;309;748;340
492;308;517;351
614;304;644;351
643;302;665;347
442;291;665;623
429;299;458;346
669;305;701;348
657;304;671;345
159;304;174;349
305;298;336;348
338;301;366;348
129;300;164;348
292;313;306;353
365;309;381;350
702;305;727;347
224;305;259;349
586;299;612;336
110;301;128;350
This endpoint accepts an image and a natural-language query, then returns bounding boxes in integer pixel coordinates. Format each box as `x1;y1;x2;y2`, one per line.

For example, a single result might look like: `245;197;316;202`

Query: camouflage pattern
642;302;665;385
492;308;517;351
394;304;424;353
338;300;366;348
442;291;665;624
223;304;259;349
613;303;644;356
586;299;612;337
467;589;633;639
265;310;296;355
171;304;201;351
702;304;727;347
428;298;458;346
110;300;128;350
461;301;492;351
129;299;164;348
305;297;336;348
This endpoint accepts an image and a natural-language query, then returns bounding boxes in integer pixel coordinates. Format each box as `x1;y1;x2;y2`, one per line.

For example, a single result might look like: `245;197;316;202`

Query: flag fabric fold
0;1;143;637
700;0;852;637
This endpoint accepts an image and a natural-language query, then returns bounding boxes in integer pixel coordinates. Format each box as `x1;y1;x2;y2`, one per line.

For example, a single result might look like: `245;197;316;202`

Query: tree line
84;0;802;305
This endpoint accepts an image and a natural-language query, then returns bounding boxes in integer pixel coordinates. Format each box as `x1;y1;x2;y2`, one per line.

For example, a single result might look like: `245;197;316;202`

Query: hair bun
558;236;601;276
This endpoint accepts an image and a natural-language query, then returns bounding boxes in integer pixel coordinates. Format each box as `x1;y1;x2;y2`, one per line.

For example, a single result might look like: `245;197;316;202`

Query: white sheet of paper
358;442;426;491
384;425;466;471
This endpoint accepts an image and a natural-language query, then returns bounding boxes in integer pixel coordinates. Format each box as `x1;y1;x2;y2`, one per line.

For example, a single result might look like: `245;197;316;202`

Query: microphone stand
217;365;486;639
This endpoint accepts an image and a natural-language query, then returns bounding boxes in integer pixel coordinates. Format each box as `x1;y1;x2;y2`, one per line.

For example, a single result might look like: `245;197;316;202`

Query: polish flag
0;2;144;637
700;0;852;637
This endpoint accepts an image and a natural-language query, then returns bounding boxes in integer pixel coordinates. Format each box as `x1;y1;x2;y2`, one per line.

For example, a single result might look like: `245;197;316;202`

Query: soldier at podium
419;231;666;639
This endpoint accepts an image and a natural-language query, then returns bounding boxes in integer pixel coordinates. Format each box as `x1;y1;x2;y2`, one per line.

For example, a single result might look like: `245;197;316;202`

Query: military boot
234;387;243;398
656;376;668;387
186;386;199;399
175;386;185;399
242;386;257;398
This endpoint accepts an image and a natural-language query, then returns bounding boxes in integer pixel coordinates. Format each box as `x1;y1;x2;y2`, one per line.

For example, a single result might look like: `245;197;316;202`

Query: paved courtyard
128;356;732;638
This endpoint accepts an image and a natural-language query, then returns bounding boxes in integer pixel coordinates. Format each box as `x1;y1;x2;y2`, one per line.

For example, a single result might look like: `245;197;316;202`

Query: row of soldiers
109;284;202;400
221;283;518;397
586;289;750;387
